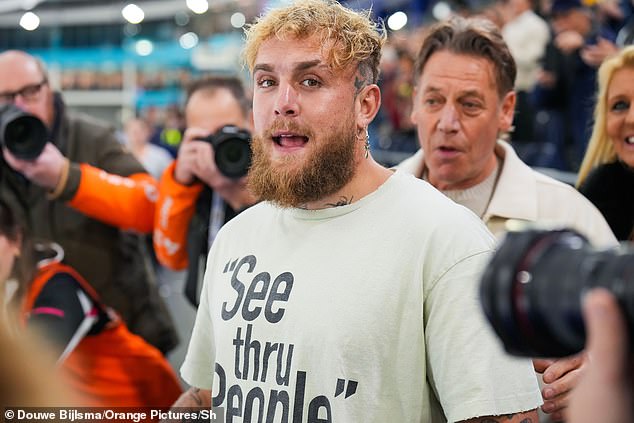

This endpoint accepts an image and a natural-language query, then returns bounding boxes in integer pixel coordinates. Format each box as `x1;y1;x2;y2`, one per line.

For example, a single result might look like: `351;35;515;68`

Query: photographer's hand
3;142;67;190
174;127;211;186
568;289;633;423
534;353;586;421
175;127;235;191
175;127;256;211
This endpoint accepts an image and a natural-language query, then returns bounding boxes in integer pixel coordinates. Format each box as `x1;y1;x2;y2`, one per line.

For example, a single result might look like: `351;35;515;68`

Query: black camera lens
0;104;48;160
199;125;251;179
214;135;251;178
480;228;634;358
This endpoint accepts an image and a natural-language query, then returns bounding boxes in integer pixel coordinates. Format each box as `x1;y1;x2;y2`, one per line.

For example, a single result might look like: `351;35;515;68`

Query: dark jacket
0;94;177;353
579;161;634;241
184;185;239;306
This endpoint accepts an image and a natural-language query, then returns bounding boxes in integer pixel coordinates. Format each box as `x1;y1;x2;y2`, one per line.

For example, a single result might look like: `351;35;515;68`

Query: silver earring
364;129;370;159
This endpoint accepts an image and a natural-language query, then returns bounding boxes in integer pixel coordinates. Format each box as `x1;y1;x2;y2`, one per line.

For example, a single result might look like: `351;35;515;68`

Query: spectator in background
124;117;174;271
154;76;257;307
374;44;418;157
596;0;629;35
0;50;177;354
149;103;185;158
398;16;618;421
0;199;182;407
616;0;634;46
534;0;617;170
502;0;550;144
124;117;173;180
567;288;634;423
577;45;634;241
478;0;512;29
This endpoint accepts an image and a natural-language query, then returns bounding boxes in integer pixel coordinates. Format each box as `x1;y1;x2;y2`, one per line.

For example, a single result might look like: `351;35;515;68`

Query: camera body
0;104;48;160
480;228;634;358
197;125;251;179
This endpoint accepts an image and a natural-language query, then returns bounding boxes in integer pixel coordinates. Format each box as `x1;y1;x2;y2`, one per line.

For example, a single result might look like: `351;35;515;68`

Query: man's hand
161;387;212;423
174;127;234;190
554;30;585;54
581;38;618;67
3;142;67;190
533;353;586;422
568;289;633;423
174;127;256;210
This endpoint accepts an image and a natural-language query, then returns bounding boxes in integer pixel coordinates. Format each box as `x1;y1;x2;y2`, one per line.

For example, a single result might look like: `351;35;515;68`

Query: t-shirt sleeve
424;250;542;422
180;261;216;390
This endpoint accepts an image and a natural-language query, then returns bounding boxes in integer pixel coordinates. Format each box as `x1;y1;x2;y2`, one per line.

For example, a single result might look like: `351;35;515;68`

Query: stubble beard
247;120;358;208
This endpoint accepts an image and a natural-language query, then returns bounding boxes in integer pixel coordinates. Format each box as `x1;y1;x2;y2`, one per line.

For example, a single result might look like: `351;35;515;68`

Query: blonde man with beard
171;1;542;422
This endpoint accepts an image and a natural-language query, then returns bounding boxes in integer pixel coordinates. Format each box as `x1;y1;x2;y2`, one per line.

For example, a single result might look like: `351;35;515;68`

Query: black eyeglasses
0;79;48;104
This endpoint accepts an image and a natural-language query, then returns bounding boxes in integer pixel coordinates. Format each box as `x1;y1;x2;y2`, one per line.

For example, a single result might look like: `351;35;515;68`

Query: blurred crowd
117;0;633;174
370;0;634;171
60;67;196;92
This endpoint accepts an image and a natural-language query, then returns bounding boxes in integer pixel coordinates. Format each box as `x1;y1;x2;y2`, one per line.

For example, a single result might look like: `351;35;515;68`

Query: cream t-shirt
181;170;542;422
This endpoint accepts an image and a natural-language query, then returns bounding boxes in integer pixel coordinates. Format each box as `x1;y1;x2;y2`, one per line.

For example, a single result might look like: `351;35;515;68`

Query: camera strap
208;192;225;250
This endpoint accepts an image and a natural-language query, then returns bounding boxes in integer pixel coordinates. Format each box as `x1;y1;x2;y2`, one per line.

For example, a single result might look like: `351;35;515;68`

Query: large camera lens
0;104;48;160
480;228;634;357
214;136;251;178
202;125;251;179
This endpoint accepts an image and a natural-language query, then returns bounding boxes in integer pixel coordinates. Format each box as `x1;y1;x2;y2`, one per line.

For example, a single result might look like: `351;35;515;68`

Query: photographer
0;50;177;354
154;76;257;306
569;288;633;423
480;228;634;422
0;198;182;407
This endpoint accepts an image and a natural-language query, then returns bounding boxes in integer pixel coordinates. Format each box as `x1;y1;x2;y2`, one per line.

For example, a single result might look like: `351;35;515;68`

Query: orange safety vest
69;165;158;233
153;161;203;270
22;263;183;408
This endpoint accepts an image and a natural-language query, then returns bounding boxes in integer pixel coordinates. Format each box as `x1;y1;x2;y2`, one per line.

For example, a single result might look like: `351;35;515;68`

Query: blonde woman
576;45;634;241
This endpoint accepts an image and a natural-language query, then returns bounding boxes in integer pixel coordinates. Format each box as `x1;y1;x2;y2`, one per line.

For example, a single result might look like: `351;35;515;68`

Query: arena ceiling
0;0;257;28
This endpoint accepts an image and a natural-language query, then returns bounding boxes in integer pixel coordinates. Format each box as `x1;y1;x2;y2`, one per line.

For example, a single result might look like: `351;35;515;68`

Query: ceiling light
122;3;144;24
179;32;199;49
432;2;452;21
186;0;209;14
387;11;408;31
19;11;39;30
230;12;246;29
174;11;190;26
135;39;153;56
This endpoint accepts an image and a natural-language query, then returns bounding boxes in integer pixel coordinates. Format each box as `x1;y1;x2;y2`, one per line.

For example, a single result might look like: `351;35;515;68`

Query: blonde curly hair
243;0;386;85
576;45;634;187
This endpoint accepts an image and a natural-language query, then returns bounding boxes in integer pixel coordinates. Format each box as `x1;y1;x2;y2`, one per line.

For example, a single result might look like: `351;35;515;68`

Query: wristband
47;158;71;200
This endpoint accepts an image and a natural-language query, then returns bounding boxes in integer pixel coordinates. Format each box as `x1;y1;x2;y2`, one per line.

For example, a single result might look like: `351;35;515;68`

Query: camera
198;125;251;179
480;228;634;358
0;104;48;160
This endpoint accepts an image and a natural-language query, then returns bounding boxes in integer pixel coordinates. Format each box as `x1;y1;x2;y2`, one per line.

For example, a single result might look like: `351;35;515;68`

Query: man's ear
499;90;517;133
356;84;381;130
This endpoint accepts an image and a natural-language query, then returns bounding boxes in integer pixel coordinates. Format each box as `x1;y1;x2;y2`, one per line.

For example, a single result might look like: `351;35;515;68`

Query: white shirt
182;170;542;422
